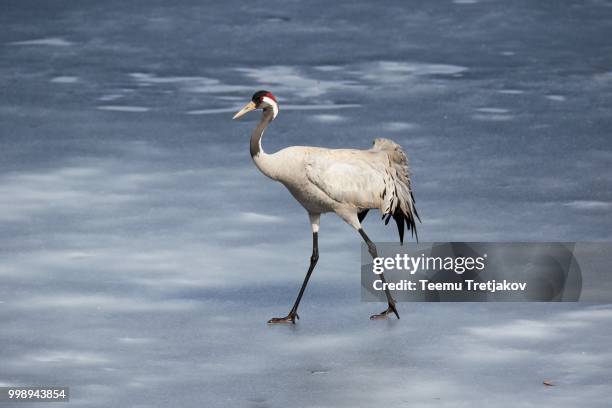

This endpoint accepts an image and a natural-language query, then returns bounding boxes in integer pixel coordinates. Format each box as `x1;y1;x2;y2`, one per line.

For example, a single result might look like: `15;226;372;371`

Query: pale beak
232;101;256;120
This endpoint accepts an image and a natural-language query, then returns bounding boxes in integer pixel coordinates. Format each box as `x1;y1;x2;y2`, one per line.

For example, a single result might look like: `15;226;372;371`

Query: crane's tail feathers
371;138;421;244
358;209;369;223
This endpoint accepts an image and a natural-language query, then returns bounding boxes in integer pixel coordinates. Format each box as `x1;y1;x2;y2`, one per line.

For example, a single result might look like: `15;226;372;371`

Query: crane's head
232;90;279;120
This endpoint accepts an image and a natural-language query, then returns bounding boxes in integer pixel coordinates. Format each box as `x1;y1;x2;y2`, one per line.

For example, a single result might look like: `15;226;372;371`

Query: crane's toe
267;312;299;324
370;303;400;320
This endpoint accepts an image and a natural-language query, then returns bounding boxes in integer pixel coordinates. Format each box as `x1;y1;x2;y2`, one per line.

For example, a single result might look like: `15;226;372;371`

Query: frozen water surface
1;0;612;407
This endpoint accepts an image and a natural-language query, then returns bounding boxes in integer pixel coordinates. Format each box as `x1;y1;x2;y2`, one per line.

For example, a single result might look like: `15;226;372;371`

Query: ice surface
1;0;612;406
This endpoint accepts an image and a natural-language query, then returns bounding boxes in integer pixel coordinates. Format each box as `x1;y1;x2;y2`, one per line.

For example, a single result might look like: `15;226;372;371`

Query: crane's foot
370;302;400;320
267;312;299;324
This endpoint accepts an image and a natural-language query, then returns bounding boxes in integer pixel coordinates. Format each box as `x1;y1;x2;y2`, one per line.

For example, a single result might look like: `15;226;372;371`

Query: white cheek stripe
262;96;279;119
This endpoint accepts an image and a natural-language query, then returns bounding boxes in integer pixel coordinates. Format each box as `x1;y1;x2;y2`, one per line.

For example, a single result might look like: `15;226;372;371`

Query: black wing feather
358;209;369;223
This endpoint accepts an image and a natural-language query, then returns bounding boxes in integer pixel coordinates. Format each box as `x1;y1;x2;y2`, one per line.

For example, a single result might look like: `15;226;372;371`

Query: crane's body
234;91;420;323
252;145;341;213
255;144;417;231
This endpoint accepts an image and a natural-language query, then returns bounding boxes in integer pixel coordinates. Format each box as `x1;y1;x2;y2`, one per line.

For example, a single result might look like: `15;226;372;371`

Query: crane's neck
250;108;280;180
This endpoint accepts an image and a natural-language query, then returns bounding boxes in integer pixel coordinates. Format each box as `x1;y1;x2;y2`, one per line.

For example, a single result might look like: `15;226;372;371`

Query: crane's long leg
359;228;400;320
268;214;320;324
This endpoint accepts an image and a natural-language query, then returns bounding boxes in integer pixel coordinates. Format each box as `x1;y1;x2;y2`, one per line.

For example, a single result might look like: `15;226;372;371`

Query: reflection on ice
382;122;418;132
546;94;566;101
50;76;79;83
98;94;126;101
497;89;525;94
9;37;73;47
472;108;513;121
472;114;514;121
24;351;109;365
311;114;345;123
237;65;365;97
130;72;251;94
374;61;468;76
476;107;510;113
564;200;612;212
359;61;464;83
315;65;344;72
97;105;150;112
238;211;284;223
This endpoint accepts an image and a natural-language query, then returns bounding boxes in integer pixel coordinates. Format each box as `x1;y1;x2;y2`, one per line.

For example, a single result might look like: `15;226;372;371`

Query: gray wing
304;150;391;212
305;142;420;242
